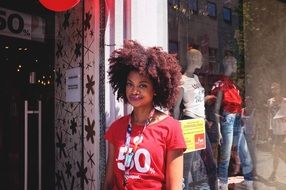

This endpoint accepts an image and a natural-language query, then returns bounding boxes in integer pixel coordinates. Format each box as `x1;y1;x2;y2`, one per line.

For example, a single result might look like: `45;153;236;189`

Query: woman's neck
132;106;155;125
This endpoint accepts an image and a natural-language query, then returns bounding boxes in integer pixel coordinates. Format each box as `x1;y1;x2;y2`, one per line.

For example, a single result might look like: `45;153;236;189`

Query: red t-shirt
105;115;186;190
211;76;242;113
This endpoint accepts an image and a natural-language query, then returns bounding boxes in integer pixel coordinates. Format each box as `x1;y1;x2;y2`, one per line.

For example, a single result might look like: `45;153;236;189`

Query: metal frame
24;100;42;190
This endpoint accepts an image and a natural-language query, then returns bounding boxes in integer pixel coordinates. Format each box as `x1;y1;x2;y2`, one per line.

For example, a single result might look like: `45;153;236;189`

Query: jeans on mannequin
218;112;253;184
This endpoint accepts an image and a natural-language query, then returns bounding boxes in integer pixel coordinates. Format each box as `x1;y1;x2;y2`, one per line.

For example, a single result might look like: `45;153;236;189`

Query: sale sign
0;8;32;40
180;118;206;153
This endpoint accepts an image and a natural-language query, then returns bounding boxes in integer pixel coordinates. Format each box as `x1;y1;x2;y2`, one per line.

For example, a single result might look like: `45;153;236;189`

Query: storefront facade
1;0;168;189
1;0;286;190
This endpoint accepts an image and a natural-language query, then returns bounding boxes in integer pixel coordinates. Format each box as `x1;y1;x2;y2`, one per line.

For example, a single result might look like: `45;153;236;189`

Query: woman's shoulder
105;115;128;140
155;113;180;127
109;115;129;127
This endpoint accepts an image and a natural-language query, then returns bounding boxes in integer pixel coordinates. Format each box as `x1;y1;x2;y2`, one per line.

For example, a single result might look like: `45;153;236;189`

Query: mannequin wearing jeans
211;54;254;190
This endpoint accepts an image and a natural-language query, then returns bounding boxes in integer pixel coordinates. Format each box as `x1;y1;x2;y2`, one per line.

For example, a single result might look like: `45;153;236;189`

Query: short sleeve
104;116;128;145
165;118;186;151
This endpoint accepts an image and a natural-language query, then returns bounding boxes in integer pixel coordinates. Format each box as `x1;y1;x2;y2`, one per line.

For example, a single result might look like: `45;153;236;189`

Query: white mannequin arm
173;88;184;120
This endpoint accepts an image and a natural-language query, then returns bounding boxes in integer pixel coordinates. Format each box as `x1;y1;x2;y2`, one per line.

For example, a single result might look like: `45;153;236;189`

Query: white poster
66;67;81;102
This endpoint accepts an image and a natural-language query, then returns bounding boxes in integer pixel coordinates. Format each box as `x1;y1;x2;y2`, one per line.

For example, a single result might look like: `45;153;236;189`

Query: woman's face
125;71;155;109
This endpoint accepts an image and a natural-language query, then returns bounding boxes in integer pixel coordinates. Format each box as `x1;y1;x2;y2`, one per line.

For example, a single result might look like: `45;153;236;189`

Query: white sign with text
66;67;81;102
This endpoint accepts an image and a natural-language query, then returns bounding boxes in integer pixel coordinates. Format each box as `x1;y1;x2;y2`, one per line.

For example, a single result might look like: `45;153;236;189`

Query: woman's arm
173;88;184;119
103;143;115;190
165;149;184;190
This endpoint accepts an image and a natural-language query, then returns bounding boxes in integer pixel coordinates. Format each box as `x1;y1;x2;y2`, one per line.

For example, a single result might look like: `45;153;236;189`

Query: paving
228;142;286;190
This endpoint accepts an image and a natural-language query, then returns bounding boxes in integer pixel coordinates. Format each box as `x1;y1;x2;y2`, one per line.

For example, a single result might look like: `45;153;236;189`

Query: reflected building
168;0;240;77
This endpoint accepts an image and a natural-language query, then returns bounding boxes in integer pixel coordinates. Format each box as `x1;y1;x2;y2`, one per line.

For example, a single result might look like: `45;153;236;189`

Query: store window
0;2;55;190
168;2;286;189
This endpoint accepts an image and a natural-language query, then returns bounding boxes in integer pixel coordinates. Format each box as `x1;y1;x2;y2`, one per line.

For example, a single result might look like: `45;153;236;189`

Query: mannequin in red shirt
211;54;254;190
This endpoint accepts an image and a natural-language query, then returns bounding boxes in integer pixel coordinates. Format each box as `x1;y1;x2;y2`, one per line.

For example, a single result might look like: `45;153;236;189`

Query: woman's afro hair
108;40;182;109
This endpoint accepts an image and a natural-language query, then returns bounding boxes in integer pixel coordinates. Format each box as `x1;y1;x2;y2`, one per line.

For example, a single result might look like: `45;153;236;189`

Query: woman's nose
131;86;140;94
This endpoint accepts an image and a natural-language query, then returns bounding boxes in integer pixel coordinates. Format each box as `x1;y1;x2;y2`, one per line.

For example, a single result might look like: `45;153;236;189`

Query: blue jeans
218;112;253;184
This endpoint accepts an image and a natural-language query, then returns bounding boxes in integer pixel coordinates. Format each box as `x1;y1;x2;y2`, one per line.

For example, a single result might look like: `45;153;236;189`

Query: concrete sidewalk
227;142;286;190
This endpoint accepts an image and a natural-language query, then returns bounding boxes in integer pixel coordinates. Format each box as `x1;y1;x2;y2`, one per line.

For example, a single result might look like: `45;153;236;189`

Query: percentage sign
23;29;31;36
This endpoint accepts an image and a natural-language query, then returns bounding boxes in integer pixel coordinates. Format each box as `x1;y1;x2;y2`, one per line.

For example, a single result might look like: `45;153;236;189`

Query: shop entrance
0;15;55;190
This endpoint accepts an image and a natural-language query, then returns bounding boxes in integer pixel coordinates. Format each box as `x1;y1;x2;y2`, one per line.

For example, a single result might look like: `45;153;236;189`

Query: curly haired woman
103;40;186;190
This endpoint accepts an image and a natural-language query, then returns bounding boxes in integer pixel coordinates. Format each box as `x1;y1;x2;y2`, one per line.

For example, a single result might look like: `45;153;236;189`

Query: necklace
123;108;155;187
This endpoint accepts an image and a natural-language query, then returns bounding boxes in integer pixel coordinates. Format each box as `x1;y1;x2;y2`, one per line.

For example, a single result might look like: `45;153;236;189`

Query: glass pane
168;0;286;189
0;1;55;189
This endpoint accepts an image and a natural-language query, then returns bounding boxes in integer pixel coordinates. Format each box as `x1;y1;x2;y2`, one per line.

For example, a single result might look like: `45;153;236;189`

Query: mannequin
173;48;205;119
174;48;216;190
211;54;254;190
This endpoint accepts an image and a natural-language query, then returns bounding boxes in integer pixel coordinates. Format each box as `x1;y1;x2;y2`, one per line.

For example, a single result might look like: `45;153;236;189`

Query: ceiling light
18;47;22;51
5;46;9;49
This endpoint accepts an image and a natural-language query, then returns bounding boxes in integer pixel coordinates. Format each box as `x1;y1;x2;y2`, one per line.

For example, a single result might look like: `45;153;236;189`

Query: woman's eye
126;82;132;87
139;84;147;88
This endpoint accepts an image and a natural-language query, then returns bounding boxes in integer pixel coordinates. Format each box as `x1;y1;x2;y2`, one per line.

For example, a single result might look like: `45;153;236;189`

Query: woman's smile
128;95;143;102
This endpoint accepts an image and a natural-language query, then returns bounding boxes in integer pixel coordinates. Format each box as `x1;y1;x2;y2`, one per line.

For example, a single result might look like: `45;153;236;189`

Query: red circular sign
39;0;80;12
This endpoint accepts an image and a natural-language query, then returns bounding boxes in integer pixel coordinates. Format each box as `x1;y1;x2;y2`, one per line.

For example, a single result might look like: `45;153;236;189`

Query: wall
54;0;168;189
54;0;101;189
